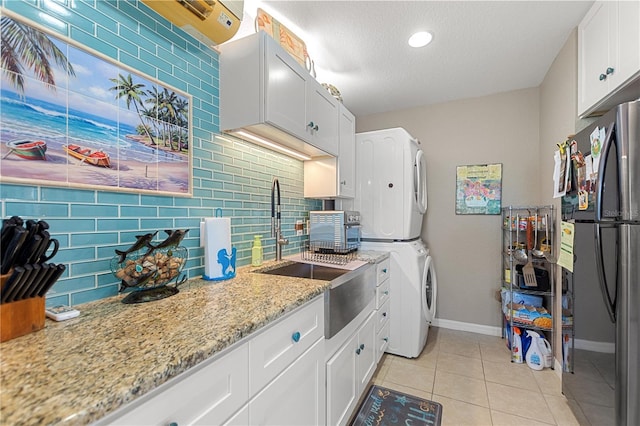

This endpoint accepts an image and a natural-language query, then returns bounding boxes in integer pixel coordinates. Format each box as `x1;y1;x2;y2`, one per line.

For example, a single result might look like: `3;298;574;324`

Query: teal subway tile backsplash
41;187;95;202
0;183;38;201
72;232;119;247
70;26;119;60
1;0;321;306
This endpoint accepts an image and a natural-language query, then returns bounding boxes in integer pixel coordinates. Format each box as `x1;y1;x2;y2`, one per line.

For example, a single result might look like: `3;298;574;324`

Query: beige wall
355;30;579;335
539;29;579;359
357;88;541;329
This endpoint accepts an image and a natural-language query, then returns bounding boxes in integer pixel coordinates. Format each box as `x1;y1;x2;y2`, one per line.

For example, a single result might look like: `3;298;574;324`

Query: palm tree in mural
109;73;155;145
0;16;75;95
173;97;189;151
147;87;178;150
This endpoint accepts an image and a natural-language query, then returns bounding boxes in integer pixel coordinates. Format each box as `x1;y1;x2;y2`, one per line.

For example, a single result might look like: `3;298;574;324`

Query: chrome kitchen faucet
271;177;289;260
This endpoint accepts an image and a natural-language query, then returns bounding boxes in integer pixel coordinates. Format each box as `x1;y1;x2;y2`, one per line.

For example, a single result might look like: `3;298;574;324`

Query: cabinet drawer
376;298;390;333
376;321;390;363
249;296;324;396
249;338;325;425
376;278;390;309
110;343;249;426
376;258;390;286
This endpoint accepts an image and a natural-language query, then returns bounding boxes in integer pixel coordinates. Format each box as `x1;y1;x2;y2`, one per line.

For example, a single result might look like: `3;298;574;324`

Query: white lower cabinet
249;296;324;396
105;343;249;426
326;312;376;426
249;339;325;425
222;404;249;426
100;297;325;426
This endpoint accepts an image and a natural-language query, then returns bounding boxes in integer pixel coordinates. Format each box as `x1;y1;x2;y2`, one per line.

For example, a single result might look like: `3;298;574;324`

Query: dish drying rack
301;241;359;265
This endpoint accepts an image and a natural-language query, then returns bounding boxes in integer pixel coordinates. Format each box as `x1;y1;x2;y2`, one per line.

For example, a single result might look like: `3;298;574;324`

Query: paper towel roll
201;217;232;280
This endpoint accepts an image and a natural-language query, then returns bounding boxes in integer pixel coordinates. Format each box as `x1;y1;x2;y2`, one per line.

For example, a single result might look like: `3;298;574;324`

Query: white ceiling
227;0;594;117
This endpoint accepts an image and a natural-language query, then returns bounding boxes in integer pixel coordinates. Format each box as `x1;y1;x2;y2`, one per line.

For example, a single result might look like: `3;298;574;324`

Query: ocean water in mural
0;14;192;195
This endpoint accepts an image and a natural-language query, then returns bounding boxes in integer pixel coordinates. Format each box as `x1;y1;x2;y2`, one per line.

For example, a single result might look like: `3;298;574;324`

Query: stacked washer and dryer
354;127;437;358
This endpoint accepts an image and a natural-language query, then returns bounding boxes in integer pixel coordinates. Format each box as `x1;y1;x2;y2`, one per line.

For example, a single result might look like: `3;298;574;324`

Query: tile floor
370;327;592;426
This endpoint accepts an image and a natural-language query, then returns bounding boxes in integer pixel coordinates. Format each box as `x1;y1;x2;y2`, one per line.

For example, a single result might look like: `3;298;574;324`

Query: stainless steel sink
256;261;375;339
259;262;350;281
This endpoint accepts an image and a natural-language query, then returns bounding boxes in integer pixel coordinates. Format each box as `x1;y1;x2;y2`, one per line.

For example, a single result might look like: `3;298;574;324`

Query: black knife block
0;271;45;342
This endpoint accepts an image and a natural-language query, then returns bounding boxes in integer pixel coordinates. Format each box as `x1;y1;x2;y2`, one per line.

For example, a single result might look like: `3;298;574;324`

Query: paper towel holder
201;209;237;281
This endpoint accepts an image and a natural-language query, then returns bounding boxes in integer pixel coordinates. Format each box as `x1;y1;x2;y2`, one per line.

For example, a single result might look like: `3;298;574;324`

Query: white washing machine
361;239;437;358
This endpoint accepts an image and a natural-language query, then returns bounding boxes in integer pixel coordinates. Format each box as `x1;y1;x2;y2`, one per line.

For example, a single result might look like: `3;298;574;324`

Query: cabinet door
264;41;309;142
111;344;249;426
249;339;325;426
611;0;640;90
326;332;359;426
376;298;390;333
337;105;355;198
376;321;391;363
578;1;611;114
308;84;339;156
356;313;377;393
249;296;324;396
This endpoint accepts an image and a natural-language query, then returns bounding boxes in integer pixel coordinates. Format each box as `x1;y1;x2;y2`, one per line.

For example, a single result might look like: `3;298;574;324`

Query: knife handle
38;264;66;297
1;228;28;275
15;234;42;267
0;266;24;304
14;264;41;301
4;264;33;303
29;264;55;299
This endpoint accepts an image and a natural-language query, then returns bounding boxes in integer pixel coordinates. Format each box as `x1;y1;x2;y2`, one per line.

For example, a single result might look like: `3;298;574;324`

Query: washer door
421;255;437;323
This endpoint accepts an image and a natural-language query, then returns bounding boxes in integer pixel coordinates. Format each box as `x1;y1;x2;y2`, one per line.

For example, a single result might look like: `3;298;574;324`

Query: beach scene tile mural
0;14;192;196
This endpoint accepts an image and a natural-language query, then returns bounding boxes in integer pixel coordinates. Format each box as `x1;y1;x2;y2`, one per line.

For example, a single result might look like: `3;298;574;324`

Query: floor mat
350;384;443;426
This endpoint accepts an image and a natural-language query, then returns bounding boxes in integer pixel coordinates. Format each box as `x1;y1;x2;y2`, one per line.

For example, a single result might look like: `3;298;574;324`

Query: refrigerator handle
594;222;616;322
595;121;616;222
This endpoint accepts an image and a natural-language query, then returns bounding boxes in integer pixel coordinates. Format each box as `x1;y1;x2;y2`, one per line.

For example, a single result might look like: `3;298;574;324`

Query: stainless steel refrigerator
561;100;639;426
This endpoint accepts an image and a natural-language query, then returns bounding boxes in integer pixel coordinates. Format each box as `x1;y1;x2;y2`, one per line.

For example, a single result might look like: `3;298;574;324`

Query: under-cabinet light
235;131;312;161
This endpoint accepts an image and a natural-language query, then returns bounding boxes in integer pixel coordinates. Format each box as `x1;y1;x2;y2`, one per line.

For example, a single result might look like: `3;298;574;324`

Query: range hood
142;0;243;46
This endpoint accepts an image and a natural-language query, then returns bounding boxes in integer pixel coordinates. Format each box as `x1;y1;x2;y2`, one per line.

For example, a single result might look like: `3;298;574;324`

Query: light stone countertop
0;251;388;426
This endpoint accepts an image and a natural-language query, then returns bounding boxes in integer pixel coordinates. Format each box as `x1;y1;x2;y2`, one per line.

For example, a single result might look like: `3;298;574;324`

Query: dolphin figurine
146;229;189;255
115;231;158;263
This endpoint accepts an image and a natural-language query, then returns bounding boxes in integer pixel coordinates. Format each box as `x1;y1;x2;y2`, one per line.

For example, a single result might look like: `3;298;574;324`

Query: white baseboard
574;338;615;353
431;318;502;337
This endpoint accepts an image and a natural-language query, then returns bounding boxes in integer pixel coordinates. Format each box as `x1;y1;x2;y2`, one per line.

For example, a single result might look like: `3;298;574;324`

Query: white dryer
360;239;437;358
355;127;427;241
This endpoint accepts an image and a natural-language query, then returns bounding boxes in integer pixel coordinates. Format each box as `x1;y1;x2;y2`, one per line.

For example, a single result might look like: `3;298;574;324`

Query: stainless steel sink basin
256;261;376;339
259;262;350;281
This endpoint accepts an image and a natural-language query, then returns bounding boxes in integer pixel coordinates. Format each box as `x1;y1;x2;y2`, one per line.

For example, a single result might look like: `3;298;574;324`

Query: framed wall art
455;163;502;215
0;10;192;196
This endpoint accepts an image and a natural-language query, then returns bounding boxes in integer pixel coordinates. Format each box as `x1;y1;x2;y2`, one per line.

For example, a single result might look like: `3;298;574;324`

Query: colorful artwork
0;12;192;196
456;163;502;215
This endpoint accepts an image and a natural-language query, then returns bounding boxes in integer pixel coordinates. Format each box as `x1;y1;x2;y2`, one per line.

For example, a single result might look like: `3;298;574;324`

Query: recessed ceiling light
408;31;433;48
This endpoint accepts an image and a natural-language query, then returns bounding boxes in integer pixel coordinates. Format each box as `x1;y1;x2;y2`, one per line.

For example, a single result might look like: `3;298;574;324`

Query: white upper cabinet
578;1;640;117
303;104;355;199
220;31;339;157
